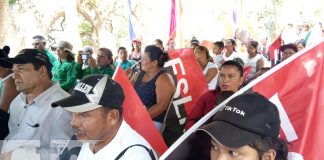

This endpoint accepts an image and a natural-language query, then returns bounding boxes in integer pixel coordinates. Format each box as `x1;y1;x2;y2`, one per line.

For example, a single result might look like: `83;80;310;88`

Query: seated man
52;74;156;160
0;49;73;159
196;93;288;160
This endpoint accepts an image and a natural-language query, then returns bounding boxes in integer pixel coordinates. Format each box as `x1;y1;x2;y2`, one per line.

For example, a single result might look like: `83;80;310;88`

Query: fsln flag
112;65;168;155
162;48;208;146
161;39;324;160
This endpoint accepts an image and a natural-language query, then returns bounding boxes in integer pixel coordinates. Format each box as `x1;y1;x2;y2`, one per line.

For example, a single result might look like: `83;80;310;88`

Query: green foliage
79;21;93;47
9;0;18;6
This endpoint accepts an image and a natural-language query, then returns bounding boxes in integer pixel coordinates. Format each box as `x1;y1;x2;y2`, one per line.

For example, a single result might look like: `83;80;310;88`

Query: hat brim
196;121;261;148
1;58;29;65
51;95;102;113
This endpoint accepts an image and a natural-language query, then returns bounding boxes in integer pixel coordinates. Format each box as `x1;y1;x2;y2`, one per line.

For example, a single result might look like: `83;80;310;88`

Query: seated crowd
0;33;304;160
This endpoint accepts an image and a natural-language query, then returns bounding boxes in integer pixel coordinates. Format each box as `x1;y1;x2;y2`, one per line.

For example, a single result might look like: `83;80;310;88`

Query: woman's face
218;65;243;92
225;40;235;52
247;44;257;55
141;52;155;71
210;139;260;160
194;48;208;65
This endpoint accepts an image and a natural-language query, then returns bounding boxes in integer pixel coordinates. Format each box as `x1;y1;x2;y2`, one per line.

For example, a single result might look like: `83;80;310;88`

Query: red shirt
185;89;220;130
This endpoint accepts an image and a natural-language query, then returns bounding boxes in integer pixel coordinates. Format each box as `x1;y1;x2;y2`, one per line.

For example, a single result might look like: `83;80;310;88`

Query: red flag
268;34;282;61
253;40;324;159
165;48;209;113
161;40;324;160
243;66;252;80
113;66;168;155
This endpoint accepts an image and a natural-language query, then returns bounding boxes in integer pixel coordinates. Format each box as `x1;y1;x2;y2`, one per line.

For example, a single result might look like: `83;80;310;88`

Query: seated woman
131;45;175;130
52;41;77;92
185;60;244;130
196;93;288;160
243;41;264;79
194;46;218;90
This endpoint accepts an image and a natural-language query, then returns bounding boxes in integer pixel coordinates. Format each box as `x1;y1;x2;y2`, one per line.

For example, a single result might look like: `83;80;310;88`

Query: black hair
226;38;237;52
248;40;259;49
117;47;127;53
2;46;10;55
0;49;8;59
155;39;163;46
99;47;113;65
32;35;46;41
220;60;243;76
31;62;53;79
195;45;211;60
249;136;288;160
213;41;224;49
101;106;123;121
144;45;169;67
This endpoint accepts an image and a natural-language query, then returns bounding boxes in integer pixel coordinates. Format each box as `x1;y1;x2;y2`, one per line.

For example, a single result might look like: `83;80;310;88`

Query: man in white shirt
52;74;156;160
0;49;73;160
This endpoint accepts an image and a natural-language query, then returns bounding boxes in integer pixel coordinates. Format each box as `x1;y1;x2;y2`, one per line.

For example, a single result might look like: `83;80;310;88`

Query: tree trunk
0;0;9;46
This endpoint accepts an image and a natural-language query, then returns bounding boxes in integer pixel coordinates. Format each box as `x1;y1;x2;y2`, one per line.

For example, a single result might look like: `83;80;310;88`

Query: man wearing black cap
0;49;73;160
196;93;288;160
280;43;298;62
52;75;156;160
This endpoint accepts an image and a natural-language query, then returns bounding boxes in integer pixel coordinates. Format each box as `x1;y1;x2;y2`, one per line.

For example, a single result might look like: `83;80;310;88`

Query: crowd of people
0;25;322;159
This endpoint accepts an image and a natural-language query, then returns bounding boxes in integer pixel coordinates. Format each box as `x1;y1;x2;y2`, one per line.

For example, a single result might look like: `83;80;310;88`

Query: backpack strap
114;144;156;160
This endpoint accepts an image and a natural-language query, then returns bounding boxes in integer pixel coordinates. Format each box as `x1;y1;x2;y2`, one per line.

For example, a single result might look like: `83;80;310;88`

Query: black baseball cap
280;43;298;53
196;93;280;148
0;48;52;70
52;74;125;112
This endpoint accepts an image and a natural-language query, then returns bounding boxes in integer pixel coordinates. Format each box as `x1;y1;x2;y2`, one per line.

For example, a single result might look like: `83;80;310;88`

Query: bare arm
0;77;19;112
147;73;175;119
256;58;264;72
205;67;218;83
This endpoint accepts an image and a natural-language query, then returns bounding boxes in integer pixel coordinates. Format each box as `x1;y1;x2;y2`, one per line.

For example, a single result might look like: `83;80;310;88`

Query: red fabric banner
268;34;282;60
253;40;324;160
113;66;168;155
165;48;209;113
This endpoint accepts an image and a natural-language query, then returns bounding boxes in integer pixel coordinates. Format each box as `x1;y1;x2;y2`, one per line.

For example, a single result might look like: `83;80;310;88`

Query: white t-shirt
213;54;224;68
77;120;155;160
242;54;263;78
223;51;239;61
203;62;218;90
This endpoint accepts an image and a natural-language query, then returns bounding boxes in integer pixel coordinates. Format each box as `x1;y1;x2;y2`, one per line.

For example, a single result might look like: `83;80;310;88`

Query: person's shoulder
157;71;175;85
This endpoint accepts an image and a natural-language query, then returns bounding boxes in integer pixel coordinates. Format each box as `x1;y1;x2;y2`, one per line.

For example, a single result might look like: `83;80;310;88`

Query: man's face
219;65;243;92
281;48;296;62
12;63;44;93
96;50;111;67
71;108;118;142
32;39;46;52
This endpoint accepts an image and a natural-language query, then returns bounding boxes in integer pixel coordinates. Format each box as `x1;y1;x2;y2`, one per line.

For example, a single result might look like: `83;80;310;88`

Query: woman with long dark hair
131;45;175;130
